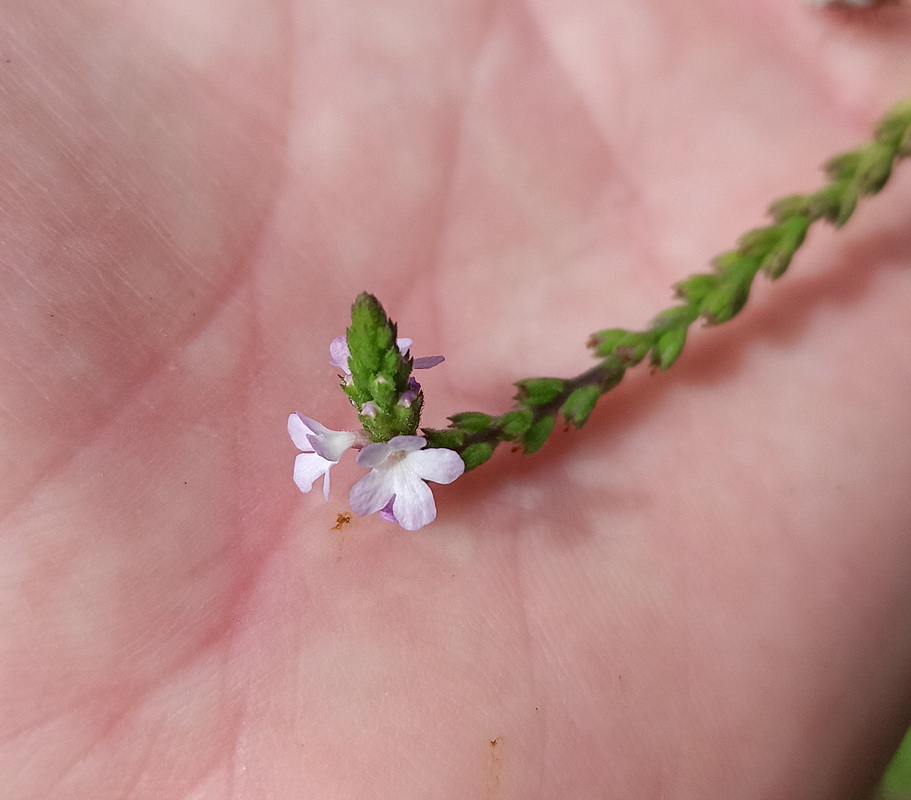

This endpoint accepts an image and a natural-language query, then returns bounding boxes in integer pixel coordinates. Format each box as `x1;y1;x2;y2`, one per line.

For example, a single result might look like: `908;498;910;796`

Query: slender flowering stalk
422;98;911;470
291;97;910;530
288;295;456;530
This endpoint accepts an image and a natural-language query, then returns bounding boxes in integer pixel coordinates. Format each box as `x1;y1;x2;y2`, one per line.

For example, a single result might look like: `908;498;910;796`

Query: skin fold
1;1;910;798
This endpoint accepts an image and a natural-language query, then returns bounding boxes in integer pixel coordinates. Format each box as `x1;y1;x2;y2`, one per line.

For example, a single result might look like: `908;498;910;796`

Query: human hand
2;2;911;798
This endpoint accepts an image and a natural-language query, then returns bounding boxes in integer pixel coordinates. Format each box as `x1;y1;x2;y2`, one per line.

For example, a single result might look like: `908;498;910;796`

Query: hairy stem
424;98;911;470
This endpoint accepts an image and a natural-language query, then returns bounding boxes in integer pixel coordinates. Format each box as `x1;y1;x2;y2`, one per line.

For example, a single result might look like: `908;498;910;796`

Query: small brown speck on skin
487;737;503;799
331;512;351;531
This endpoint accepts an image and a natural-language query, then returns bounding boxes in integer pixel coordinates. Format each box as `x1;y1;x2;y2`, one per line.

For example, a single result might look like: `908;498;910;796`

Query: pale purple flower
378;499;397;524
328;337;352;372
412;354;445;369
288;413;358;501
329;336;444;374
349;436;464;531
397;390;417;408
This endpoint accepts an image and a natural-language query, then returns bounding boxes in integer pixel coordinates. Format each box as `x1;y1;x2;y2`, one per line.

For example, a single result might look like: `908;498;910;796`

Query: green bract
514;377;566;406
562;385;601;428
344;293;421;441
522;415;556;455
449;412;495;433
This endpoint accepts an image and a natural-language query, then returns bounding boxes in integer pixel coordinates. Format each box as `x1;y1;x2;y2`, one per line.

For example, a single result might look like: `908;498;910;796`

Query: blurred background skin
1;1;911;798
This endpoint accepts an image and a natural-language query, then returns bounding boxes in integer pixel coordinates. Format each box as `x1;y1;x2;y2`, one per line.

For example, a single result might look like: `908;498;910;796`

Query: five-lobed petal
349;436;464;531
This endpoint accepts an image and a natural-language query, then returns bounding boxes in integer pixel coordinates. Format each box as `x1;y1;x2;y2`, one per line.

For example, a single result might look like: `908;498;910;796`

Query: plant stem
424;98;911;470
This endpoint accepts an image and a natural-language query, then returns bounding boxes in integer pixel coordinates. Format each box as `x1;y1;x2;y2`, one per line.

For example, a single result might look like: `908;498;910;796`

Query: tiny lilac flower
412;355;445;369
328;337;351;372
329;336;444;375
349;436;464;531
397;390;417;408
378;499;397;524
288;413;358;501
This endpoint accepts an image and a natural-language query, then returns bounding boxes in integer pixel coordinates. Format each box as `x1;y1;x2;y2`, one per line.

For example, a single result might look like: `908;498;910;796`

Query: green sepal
514;377;566;406
711;250;742;273
673;274;719;306
423;428;465;450
875;99;911;145
561;385;601;428
854;141;894;195
449;412;495;433
811;183;857;228
898;120;911;158
824;150;861;182
390;392;423;434
701;288;748;325
461;442;495;471
589;328;630;357
522;414;555;454
768;194;814;223
598;361;627;393
619;332;655;365
650;326;688;371
499;409;534;440
650;304;698;330
737;225;785;257
342;381;371;407
699;256;759;325
760;215;809;279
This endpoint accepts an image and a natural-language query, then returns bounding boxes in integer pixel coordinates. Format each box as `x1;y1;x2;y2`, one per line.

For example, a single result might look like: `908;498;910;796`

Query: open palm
3;1;911;798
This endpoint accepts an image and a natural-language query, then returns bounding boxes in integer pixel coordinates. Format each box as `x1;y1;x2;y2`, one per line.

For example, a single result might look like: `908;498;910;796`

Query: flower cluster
288;296;463;531
286;101;911;529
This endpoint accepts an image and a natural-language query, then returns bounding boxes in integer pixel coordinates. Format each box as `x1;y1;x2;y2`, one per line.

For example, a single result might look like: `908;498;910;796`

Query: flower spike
288;97;911;530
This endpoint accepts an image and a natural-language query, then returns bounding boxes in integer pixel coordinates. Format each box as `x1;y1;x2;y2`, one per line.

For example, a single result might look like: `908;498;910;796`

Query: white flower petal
289;412;337;447
322;465;331;502
350;468;396;516
391;474;436;530
395;337;413;354
288;413;316;452
293;452;332;496
406;448;464;485
329;336;351;372
356;441;393;469
296;414;333;437
308;430;356;462
386;435;426;453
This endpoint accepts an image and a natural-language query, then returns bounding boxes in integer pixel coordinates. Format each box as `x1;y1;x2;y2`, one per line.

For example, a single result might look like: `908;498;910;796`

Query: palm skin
2;1;911;798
